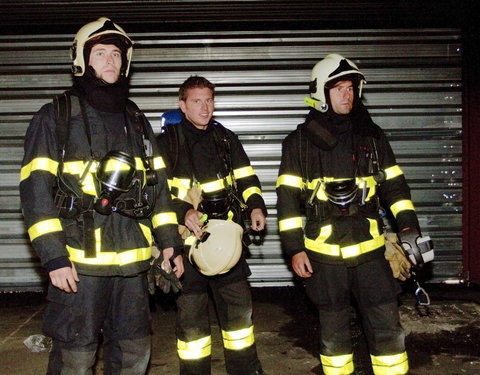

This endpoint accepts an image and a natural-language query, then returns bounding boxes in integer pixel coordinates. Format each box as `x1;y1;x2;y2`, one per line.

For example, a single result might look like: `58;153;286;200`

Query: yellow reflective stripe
28;218;62;241
20;157;58;182
233;165;254;179
171;178;192;200
63;161;98;196
320;353;354;375
201;175;232;193
152;212;178;228
171;177;191;190
276;174;303;189
222;326;255;350
177;336;211;360
390;199;415;218
152;156;166;170
305;219;384;258
138;223;153;246
371;352;409;375
384;165;403;180
67;246;151;266
242;186;262;202
279;217;303;232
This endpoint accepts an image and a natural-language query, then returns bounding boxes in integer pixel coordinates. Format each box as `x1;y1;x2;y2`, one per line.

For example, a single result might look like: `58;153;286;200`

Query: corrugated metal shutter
0;28;461;291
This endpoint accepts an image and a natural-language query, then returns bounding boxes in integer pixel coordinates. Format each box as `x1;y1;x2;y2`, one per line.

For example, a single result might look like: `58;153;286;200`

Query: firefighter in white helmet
20;17;183;374
157;75;267;375
277;54;433;375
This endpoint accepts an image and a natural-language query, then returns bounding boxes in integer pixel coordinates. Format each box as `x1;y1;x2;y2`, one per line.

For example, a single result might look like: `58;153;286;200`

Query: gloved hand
397;228;434;269
148;246;182;294
384;233;411;281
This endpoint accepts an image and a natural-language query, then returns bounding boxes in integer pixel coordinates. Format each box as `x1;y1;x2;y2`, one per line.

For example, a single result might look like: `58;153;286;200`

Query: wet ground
1;283;479;374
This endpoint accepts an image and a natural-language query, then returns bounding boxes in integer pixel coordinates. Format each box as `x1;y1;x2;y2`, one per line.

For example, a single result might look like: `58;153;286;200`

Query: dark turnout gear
277;100;419;374
157;115;266;375
20;92;181;276
45;274;151;375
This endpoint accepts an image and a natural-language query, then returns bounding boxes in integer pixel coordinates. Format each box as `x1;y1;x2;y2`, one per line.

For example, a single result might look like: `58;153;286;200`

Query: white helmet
189;220;243;276
305;54;366;112
70;17;133;77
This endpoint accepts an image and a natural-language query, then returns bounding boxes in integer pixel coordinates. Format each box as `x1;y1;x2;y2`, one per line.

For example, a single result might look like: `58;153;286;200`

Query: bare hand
184;209;205;239
250;208;266;231
291;251;313;278
49;263;80;293
162;247;184;279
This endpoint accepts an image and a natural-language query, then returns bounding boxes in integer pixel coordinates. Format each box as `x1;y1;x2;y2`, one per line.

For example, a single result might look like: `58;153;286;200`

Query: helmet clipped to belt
189;219;243;276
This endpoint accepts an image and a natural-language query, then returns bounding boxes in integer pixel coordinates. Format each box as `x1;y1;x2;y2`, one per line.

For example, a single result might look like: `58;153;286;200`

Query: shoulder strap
52;90;72;155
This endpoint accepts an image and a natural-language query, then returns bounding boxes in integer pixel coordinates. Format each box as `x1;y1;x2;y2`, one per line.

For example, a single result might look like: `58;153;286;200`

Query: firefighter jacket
277;103;420;266
157;117;267;238
19;93;182;276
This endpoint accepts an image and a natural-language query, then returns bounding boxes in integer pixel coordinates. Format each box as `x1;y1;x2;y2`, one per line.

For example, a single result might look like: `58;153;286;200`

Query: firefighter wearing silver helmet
71;17;133;77
277;54;432;374
305;53;366;113
20;17;183;374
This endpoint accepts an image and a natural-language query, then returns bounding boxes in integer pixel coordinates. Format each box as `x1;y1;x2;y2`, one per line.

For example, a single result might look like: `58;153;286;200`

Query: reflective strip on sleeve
320;353;354;375
177;336;212;360
233;165;255;179
152;212;178;228
278;217;303;232
28;218;62;241
390;200;415;218
242;186;262;202
20;157;58;182
222;326;255;350
276;174;303;189
370;352;409;375
152;156;166;170
384;165;404;180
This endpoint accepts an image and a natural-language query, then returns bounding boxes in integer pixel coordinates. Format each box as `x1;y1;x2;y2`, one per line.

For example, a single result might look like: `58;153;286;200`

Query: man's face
328;80;355;115
179;87;215;130
88;44;122;84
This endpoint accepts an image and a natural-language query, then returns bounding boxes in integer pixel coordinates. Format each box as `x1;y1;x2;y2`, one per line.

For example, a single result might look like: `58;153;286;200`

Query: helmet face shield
71;17;133;77
306;54;366;112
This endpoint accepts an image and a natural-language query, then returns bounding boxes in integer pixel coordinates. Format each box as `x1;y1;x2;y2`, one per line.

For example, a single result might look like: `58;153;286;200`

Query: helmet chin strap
304;97;329;112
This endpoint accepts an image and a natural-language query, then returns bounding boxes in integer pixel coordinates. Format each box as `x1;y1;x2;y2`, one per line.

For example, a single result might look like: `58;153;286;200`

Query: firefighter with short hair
19;17;183;374
276;54;432;375
156;75;267;375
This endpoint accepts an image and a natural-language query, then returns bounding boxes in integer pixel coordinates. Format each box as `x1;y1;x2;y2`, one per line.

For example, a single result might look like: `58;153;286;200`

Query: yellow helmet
189;220;243;276
305;54;366;112
70;17;133;77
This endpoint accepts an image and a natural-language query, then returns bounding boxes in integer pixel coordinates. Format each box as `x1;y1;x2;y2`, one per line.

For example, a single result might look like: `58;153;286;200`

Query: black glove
149;253;182;294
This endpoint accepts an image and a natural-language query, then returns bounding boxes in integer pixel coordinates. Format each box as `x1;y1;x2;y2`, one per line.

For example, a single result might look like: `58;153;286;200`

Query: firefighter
276;54;430;375
19;17;183;374
156;75;267;375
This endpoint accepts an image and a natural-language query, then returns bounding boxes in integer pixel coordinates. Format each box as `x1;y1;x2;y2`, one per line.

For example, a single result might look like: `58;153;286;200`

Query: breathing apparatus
93;150;136;215
305;54;366;113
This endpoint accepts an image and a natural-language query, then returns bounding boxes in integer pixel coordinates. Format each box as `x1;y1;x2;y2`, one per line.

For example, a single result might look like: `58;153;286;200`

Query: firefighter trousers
304;255;408;375
43;273;152;375
176;278;262;375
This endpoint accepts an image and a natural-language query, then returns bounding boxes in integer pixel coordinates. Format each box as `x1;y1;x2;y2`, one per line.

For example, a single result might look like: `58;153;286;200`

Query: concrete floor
1;284;480;375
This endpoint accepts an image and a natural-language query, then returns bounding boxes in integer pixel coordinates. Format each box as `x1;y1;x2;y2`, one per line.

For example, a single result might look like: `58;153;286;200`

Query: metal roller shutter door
0;28;461;291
